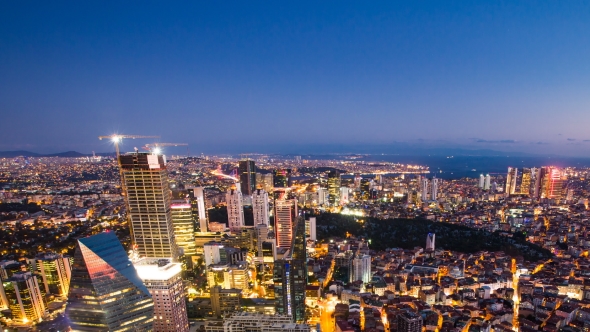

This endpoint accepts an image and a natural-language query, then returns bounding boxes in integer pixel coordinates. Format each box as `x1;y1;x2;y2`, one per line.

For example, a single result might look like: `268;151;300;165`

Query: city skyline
2;2;590;156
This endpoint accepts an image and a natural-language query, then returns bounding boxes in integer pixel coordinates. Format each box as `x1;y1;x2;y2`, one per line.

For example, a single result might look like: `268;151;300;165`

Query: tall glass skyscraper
119;152;178;260
66;232;154;331
327;170;341;206
273;217;306;323
239;160;256;195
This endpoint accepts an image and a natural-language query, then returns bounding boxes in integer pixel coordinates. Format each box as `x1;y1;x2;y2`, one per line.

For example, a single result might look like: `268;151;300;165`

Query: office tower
506;167;518;195
484;174;491;190
273;217;306;323
479;174;485;188
397;312;423;332
170;201;197;264
119;152;178;260
274;199;298;249
0;260;25;280
255;224;269;260
2;271;46;324
335;251;354;283
226;184;245;233
203;242;225;266
66;232;154;331
256;173;274;192
273;169;290;188
35;253;71;298
207;264;249;290
327;170;341;206
421;178;429;201
134;258;189;332
538;166;566;199
239;160;257;195
261;241;276;263
252;187;270;225
210;286;241;318
186;186;208;232
305;217;316;241
339;187;349;204
360;178;371;199
317;188;328;205
352;254;371;284
520;168;533;196
426;233;435;251
430;177;438;201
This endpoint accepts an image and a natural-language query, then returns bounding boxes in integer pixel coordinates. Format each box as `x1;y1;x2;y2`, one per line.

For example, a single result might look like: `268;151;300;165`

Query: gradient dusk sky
1;1;590;155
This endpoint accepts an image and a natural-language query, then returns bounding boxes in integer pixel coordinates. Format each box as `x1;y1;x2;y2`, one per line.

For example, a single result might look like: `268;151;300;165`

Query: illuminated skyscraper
479;174;485;188
421;178;429;201
2;272;46;324
66;232;154;331
239;160;256;195
327;170;341;206
484;174;491;190
274;199;298;249
119;152;178;260
426;233;435;251
273;169;290;188
430;177;438;201
186;186;208;232
252;187;269;225
538;167;566;199
352;254;371;284
520;168;533;196
273;217;306;323
134;258;189;332
35;253;71;298
506;167;518;195
170;201;197;262
226;185;245;233
305;217;316;241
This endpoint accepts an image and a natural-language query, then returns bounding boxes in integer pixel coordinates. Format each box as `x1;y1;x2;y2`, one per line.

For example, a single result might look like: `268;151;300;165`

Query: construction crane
98;134;160;159
142;143;188;155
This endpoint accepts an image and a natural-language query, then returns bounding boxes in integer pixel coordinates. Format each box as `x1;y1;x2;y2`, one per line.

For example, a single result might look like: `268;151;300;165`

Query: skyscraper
186;186;208;232
170;201;197;264
352;254;371;284
252;187;269;225
421;178;429;201
273;169;290;188
2;272;46;324
426;233;435;251
134;258;189;332
538;166;566;199
274;199;298;249
305;217;316;241
327;170;341;206
226;184;245;233
520;168;533;196
119;152;178;260
478;174;485;188
66;232;154;331
35;253;71;298
239;160;256;195
430;177;438;201
255;223;269;261
484;174;491;191
506;167;518;195
273;217;306;323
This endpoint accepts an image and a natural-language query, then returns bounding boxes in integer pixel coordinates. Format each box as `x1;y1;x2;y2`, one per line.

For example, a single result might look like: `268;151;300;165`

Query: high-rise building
426;233;435;251
317;188;328;205
305;217;316;241
134;258;189;332
206;312;310;332
66;232;154;331
273;217;306;323
252;188;269;225
327;171;341;206
421;178;429;201
274;199;298;249
226;185;245;233
2;272;46;324
339;187;349;204
538;166;566;199
506;167;518;195
484;174;491;191
255;224;269;261
430;177;438;201
239;160;257;195
0;260;25;280
203;242;226;266
479;174;485;188
210;286;241;318
273;169;290;188
186;186;208;232
397;312;423;332
35;253;71;298
207;264;249;290
256;173;274;192
119;152;178;260
352;254;371;284
170;201;197;264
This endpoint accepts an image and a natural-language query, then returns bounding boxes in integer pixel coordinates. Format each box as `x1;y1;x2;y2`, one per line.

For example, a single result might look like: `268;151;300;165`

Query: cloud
533;141;549;145
474;139;517;144
584;140;590;142
567;138;576;141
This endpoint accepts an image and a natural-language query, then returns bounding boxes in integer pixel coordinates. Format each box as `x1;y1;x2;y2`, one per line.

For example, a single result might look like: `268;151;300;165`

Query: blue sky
1;1;590;155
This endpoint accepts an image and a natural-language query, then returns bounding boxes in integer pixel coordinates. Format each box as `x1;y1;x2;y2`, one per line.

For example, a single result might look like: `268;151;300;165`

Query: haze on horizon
1;2;590;156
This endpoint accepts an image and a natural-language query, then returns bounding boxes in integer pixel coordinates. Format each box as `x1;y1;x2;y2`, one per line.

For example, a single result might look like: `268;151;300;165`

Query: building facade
226;185;245;233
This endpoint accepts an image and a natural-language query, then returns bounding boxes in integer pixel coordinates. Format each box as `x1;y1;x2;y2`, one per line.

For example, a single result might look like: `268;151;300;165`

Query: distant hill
0;150;114;158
